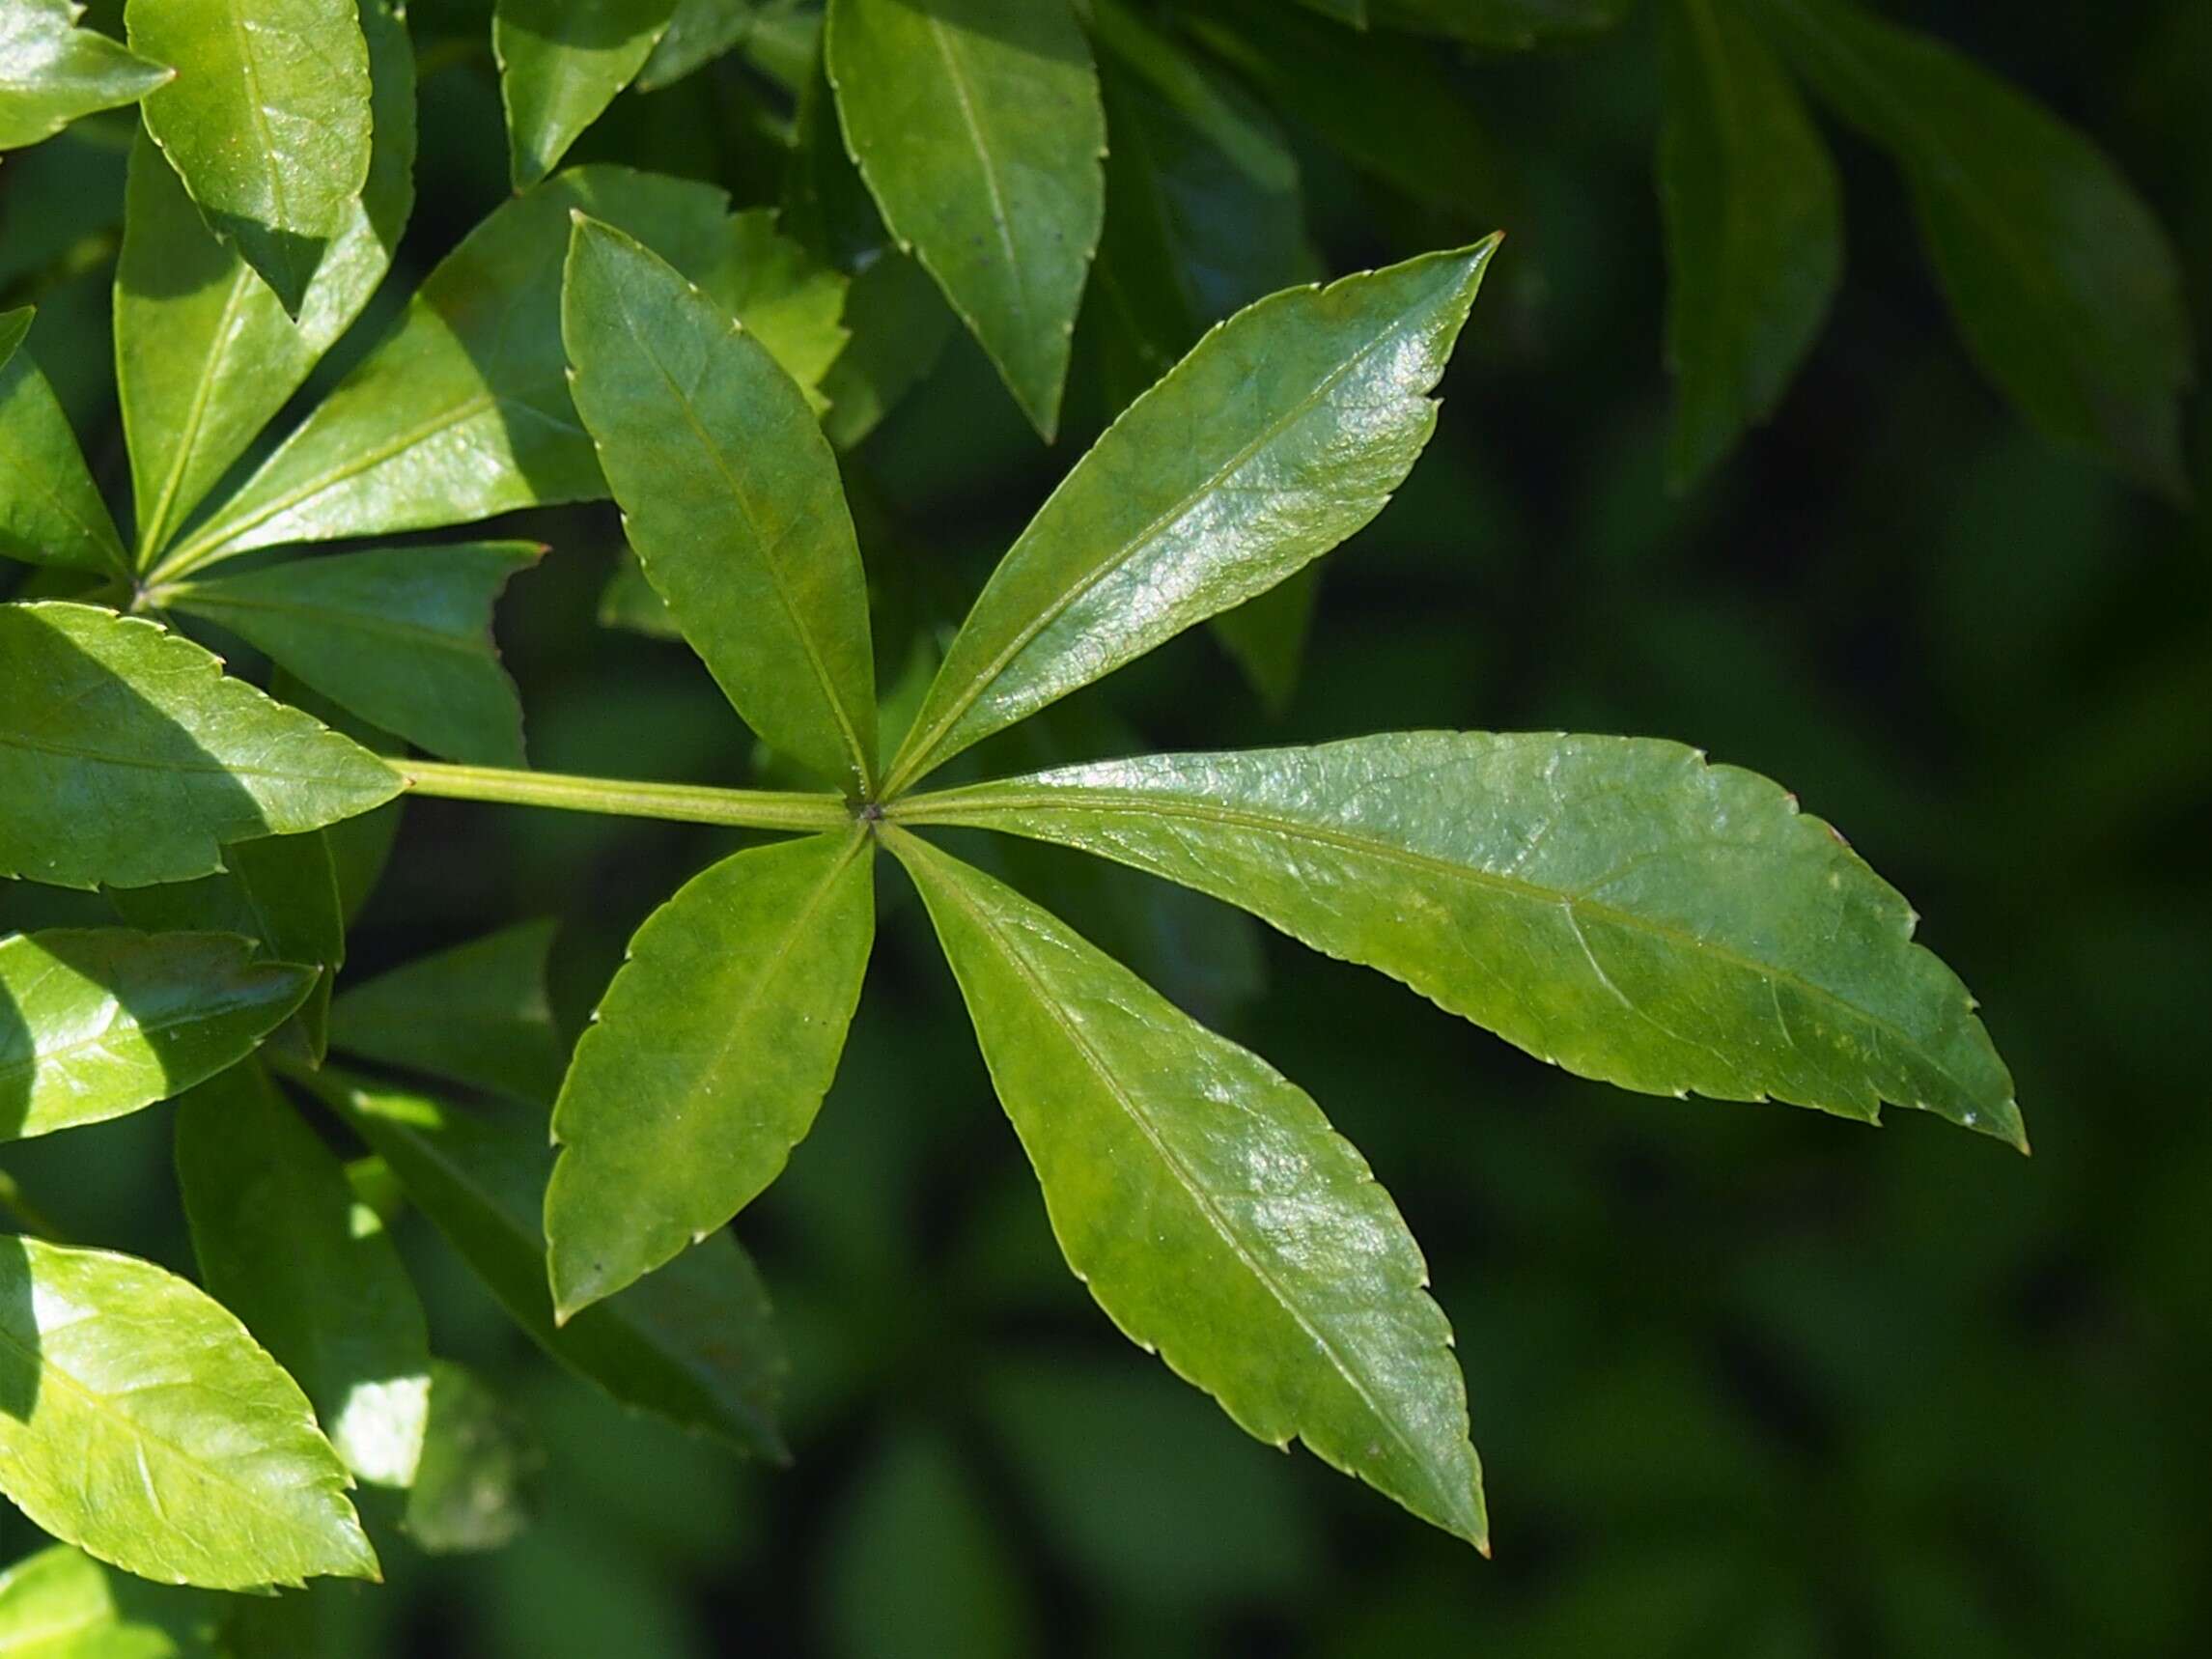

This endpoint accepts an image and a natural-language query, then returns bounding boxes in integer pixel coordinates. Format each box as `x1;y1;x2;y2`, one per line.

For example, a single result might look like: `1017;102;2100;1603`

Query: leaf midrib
916;843;1437;1486
916;784;1989;1107
892;302;1424;787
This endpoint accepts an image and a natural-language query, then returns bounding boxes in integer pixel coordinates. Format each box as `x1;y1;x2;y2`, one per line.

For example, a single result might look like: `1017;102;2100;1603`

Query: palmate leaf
882;239;1498;796
0;320;129;577
125;0;375;317
897;733;2025;1148
0;1234;377;1590
166;542;541;767
1759;0;2195;496
1659;0;1841;488
176;1062;432;1489
0;1;172;154
0;1544;218;1655
163;167;754;572
110;830;347;1059
825;0;1106;439
494;0;676;189
546;830;875;1317
299;1066;788;1457
117;0;416;561
564;216;879;791
0;604;400;890
0;929;314;1144
890;830;1487;1549
327;920;567;1106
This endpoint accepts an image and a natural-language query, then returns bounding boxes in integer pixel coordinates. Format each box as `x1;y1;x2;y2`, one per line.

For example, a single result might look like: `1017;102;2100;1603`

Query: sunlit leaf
0;928;313;1143
899;733;2027;1146
564;216;879;790
825;0;1105;438
0;1234;378;1589
547;830;874;1316
891;830;1489;1549
494;0;676;188
117;0;416;560
126;0;375;316
884;241;1497;794
0;1;171;155
0;604;400;891
0;1544;218;1656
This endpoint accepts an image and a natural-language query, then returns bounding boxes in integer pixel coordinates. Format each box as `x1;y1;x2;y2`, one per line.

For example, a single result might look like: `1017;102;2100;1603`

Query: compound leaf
825;0;1105;439
1659;0;1841;487
125;0;375;317
303;1066;788;1457
118;0;416;560
1761;0;2194;496
902;733;2025;1147
884;241;1497;794
564;216;878;791
0;1;172;154
166;542;540;767
0;1234;378;1590
0;603;401;891
546;830;874;1318
176;1061;432;1489
0;928;314;1144
891;831;1486;1548
494;0;676;189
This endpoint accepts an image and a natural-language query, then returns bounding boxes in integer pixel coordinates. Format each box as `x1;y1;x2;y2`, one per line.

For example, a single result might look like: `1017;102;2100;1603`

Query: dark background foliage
4;0;2208;1652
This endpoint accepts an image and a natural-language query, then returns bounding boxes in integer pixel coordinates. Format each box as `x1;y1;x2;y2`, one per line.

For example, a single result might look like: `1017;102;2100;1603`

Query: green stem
0;1169;70;1244
398;759;854;833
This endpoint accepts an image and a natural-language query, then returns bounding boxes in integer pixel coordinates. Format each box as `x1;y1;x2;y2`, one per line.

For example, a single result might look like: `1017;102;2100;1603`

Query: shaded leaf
825;0;1106;438
117;0;416;560
494;0;676;188
401;1360;541;1554
0;1544;218;1656
1371;0;1633;47
0;603;400;891
109;830;347;1060
1186;0;1506;218
890;830;1488;1549
713;208;851;412
818;251;956;451
126;0;375;316
1659;0;1842;487
594;548;679;640
0;310;26;372
0;1;172;154
164;167;749;569
564;216;879;790
883;241;1497;794
547;830;874;1316
900;733;2027;1146
300;1065;788;1456
166;542;540;767
1761;0;2195;495
1211;568;1319;717
0;1234;377;1590
639;0;802;92
327;919;566;1107
176;1061;432;1488
0;323;129;577
0;928;313;1144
